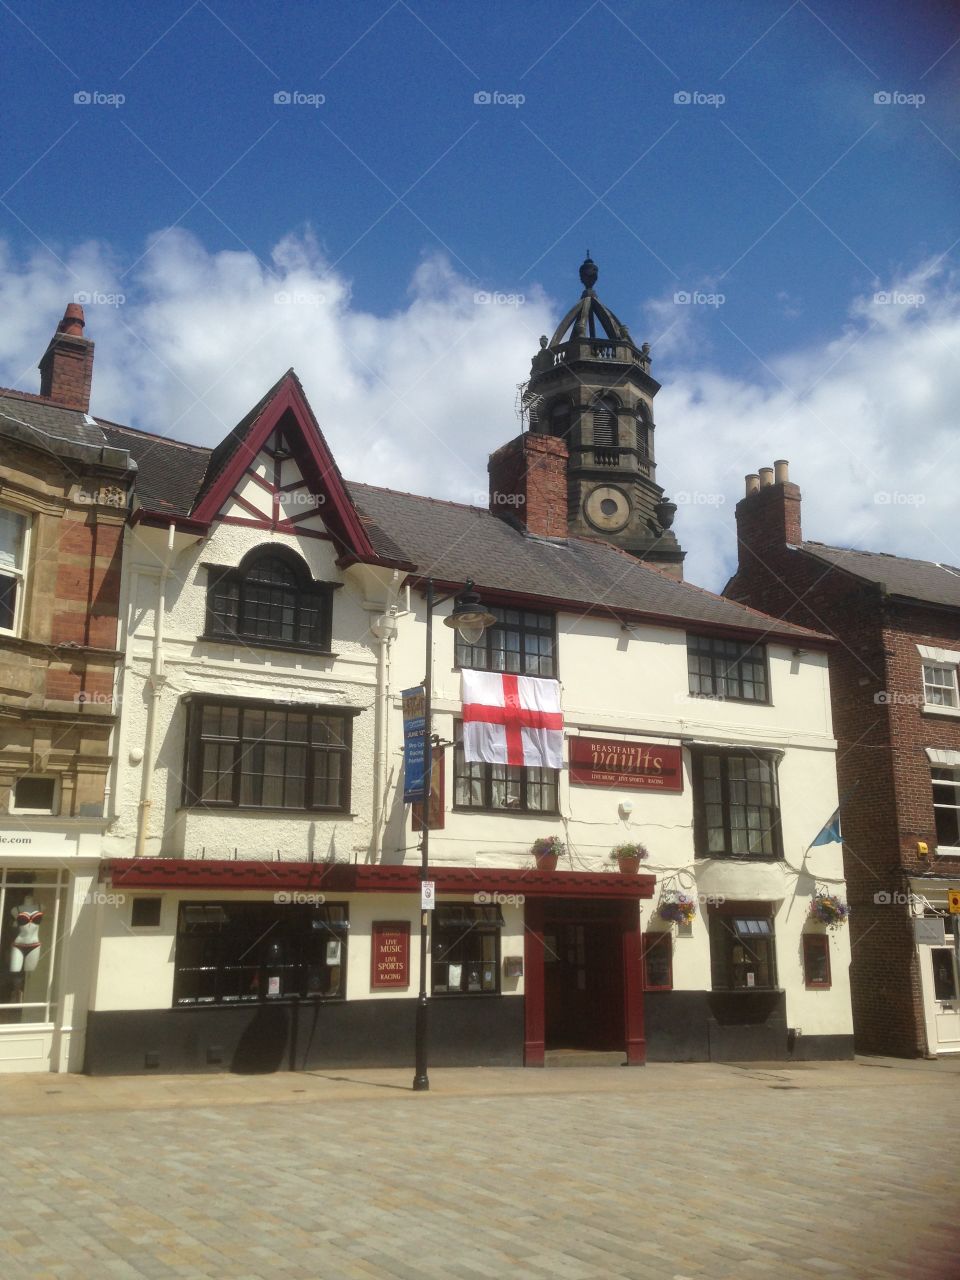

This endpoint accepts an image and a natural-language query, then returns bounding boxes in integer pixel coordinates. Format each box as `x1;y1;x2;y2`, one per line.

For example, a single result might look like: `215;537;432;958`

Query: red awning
104;859;655;900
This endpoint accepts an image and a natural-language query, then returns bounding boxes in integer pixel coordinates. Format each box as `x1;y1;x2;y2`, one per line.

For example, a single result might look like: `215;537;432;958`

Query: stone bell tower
524;254;684;577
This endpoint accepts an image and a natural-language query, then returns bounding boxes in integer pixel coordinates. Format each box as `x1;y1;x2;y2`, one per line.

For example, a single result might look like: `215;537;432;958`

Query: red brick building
0;303;134;1071
725;463;960;1056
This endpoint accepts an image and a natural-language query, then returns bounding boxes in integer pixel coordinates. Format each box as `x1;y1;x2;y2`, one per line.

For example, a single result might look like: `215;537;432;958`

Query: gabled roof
799;542;960;611
348;481;827;643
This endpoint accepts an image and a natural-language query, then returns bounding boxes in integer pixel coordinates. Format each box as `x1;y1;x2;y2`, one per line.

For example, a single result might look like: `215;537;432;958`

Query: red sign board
569;737;683;792
371;921;410;989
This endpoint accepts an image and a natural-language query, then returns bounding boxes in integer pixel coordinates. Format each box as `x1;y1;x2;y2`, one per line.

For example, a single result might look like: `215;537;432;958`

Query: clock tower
524;254;684;577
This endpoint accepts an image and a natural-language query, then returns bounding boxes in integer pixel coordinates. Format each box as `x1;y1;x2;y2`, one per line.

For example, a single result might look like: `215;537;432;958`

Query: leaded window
173;900;348;1005
687;635;768;703
453;727;558;813
431;904;502;995
183;698;354;811
693;749;781;857
455;606;556;677
206;549;334;650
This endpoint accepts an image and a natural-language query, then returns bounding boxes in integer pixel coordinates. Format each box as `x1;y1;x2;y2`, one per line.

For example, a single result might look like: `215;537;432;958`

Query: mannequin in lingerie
9;896;43;996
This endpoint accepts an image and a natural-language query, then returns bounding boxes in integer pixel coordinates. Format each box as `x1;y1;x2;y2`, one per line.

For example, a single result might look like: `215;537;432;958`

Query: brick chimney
734;459;802;569
487;433;569;539
39;302;94;411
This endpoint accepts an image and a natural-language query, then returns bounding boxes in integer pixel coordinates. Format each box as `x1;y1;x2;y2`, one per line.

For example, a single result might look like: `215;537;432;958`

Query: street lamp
413;578;496;1092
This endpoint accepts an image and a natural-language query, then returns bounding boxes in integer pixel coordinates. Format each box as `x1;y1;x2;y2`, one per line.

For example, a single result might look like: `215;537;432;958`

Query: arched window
206;548;335;650
592;396;618;448
636;402;653;460
549;400;571;438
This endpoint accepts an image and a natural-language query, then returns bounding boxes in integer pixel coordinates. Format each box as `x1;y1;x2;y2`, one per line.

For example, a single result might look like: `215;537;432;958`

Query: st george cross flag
461;670;564;769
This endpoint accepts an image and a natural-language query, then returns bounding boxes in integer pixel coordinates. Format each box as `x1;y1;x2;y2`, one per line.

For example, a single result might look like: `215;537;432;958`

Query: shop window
932;767;960;848
0;506;28;635
692;748;782;858
802;934;831;989
687;635;768;703
11;776;57;815
455;605;556;678
0;868;67;1025
131;897;162;928
453;725;558;813
642;932;673;990
923;663;959;709
709;911;778;991
431;903;502;995
205;547;335;651
182;697;355;812
172;900;348;1006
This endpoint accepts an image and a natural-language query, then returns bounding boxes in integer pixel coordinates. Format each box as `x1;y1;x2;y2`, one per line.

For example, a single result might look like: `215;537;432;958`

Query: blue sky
1;1;959;587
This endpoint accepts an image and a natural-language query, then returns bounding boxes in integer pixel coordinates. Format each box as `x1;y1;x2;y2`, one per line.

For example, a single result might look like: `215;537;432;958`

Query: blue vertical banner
402;686;427;803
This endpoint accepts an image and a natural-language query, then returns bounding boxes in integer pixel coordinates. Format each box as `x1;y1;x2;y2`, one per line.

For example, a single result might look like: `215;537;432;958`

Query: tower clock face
583;485;631;533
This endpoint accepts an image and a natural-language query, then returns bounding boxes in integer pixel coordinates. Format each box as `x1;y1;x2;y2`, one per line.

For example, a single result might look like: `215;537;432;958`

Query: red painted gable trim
191;375;377;560
104;858;655;900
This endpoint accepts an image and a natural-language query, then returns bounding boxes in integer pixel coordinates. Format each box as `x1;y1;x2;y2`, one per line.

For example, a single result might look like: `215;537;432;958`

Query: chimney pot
59;303;86;337
38;302;95;412
774;459;789;484
759;467;774;488
745;473;761;496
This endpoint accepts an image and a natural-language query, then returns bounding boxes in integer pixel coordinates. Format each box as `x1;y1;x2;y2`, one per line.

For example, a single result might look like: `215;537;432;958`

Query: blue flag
811;808;842;846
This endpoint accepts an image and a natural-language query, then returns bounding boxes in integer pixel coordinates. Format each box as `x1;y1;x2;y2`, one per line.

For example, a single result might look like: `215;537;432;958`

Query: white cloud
1;231;958;593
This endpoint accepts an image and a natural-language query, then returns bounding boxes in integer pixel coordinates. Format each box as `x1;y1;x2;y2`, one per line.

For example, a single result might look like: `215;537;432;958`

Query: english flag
461;670;564;769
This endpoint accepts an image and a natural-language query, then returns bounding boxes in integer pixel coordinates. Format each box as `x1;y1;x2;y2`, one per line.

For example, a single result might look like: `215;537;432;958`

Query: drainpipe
135;522;176;856
370;604;399;862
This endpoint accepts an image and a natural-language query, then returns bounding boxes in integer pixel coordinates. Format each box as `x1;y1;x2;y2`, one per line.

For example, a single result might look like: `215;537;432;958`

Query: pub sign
569;737;683;792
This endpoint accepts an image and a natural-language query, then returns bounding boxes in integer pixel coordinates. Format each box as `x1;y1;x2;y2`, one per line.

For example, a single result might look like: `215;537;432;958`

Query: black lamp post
413;579;496;1092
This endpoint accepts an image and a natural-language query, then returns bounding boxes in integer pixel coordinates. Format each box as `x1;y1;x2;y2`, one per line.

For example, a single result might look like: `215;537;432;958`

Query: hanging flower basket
809;893;849;929
657;894;697;926
531;835;565;872
609;843;649;874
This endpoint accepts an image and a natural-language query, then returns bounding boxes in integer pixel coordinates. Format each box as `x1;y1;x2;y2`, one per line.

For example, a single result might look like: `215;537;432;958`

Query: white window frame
918;645;960;717
0;505;30;638
931;763;960;855
9;775;60;817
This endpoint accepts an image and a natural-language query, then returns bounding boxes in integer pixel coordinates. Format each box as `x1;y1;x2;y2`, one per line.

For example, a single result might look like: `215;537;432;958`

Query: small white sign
267;975;281;997
421;881;436;911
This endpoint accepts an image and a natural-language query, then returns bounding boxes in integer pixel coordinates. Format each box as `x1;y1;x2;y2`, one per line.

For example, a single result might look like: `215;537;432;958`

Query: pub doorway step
543;1049;627;1068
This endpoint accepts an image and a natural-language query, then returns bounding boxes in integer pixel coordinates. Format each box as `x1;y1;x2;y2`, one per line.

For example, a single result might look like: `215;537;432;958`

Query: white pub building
7;261;855;1073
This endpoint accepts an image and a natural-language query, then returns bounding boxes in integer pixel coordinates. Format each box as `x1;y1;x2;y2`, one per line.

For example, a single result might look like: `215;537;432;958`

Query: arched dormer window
205;547;336;651
591;395;618;448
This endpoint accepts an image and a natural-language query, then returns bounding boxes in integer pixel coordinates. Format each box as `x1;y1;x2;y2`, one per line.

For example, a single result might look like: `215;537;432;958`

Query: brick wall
487;433;569;539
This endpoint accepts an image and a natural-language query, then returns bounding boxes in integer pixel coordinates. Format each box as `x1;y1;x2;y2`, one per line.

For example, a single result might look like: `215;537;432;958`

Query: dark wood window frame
642;931;673;991
802;933;831;989
454;606;557;678
687;634;770;704
452;723;559;815
709;910;779;991
181;695;357;813
204;547;340;654
172;899;349;1006
431;903;503;996
692;746;783;859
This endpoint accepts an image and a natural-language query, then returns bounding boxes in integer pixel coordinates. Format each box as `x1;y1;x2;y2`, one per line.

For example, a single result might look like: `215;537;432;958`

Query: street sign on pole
421;880;436;911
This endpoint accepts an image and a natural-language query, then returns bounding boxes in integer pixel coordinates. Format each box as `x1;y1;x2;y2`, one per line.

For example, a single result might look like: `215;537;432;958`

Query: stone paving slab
1;1059;959;1278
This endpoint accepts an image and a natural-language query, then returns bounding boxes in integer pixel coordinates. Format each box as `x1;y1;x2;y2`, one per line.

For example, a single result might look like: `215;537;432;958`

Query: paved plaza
3;1058;959;1280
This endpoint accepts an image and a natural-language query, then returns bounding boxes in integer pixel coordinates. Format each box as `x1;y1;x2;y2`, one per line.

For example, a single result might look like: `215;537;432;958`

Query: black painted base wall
84;996;524;1075
645;991;854;1063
